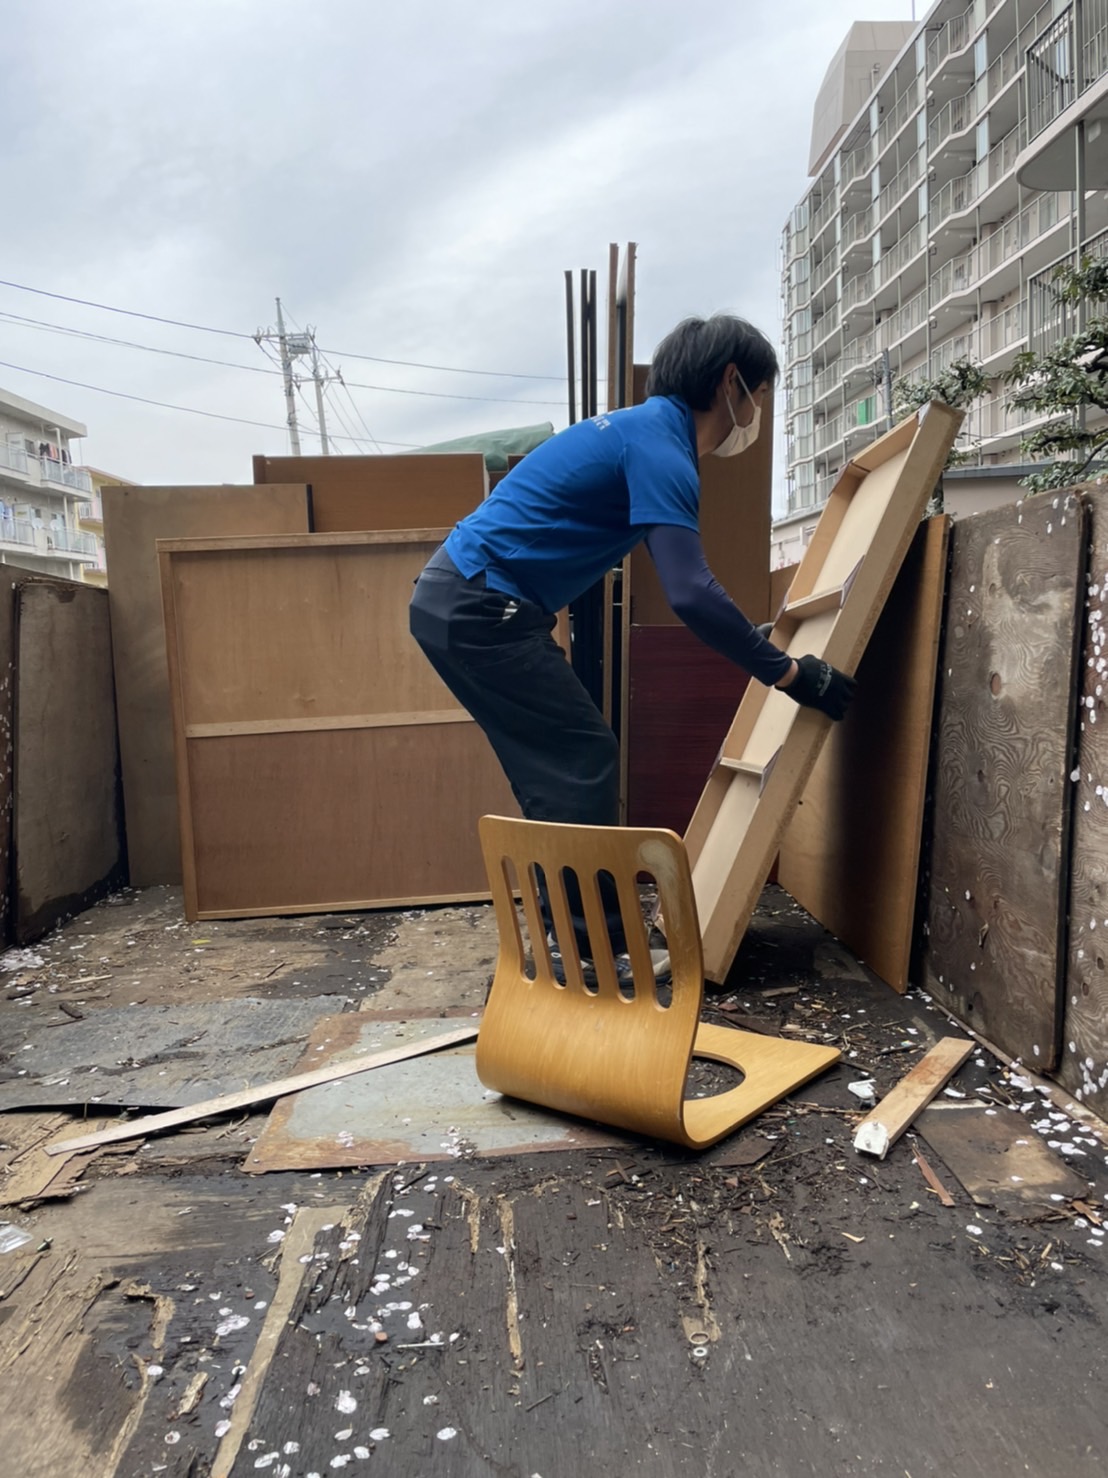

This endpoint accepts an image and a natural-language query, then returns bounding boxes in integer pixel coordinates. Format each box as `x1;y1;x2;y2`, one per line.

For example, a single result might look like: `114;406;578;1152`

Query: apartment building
0;386;103;583
775;0;1108;567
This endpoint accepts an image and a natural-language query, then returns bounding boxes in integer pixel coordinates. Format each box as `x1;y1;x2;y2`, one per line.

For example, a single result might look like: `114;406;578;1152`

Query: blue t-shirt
444;395;699;613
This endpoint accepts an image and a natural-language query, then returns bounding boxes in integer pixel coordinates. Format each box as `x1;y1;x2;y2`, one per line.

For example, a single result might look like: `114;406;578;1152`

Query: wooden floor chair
476;815;841;1149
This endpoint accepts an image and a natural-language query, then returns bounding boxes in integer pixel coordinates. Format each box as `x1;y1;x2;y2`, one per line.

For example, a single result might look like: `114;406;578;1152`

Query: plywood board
160;530;519;919
921;492;1084;1068
13;580;124;941
253;451;487;531
102;483;309;886
1059;485;1108;1116
684;404;962;984
778;517;951;991
918;1102;1088;1209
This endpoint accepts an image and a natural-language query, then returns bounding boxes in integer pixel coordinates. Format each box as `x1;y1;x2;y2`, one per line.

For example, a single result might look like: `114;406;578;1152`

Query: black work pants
409;549;627;958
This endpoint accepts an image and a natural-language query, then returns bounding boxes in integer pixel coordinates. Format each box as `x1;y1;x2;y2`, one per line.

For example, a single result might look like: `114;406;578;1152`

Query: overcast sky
0;0;919;509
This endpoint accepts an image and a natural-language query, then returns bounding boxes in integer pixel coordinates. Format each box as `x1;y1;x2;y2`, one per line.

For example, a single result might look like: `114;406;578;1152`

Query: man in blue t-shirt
410;314;854;975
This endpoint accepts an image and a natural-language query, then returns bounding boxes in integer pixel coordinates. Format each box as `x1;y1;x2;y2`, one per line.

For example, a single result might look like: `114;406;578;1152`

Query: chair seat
476;815;841;1150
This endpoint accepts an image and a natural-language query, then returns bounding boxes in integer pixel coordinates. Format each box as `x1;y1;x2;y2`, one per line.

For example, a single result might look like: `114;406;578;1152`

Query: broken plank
854;1037;974;1160
911;1143;955;1207
210;1203;347;1478
46;1024;479;1156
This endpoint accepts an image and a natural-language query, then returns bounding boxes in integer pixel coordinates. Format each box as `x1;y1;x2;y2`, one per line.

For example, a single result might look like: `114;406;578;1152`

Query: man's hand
779;654;856;721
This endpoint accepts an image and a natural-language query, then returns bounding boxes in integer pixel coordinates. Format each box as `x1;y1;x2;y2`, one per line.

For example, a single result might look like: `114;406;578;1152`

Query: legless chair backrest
476;816;703;1143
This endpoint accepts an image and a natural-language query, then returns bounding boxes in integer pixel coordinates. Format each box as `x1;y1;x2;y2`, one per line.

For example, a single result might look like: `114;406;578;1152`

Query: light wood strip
45;1026;480;1156
184;710;472;739
853;1037;975;1160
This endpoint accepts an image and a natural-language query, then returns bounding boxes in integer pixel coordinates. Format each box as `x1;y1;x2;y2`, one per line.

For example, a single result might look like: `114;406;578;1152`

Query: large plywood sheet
921;492;1085;1068
102;483;309;886
684;404;962;983
0;574;19;948
778;517;950;991
253;452;487;532
1059;486;1108;1116
13;580;124;941
160;530;519;920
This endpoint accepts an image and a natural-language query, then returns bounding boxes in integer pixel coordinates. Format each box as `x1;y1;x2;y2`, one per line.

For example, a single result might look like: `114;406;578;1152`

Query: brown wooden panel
624;627;750;834
0;575;19;948
922;492;1085;1066
186;723;516;916
13;581;124;941
102;483;309;886
165;537;458;726
778;517;950;992
1060;485;1108;1115
254;452;487;532
769;563;797;621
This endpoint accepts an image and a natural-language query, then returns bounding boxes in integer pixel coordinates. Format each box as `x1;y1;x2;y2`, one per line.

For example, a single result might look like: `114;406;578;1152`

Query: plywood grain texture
1059;484;1108;1115
921;492;1085;1068
685;404;962;984
778;517;951;991
102;483;309;886
624;627;750;832
159;530;519;919
13;580;124;941
253;451;487;531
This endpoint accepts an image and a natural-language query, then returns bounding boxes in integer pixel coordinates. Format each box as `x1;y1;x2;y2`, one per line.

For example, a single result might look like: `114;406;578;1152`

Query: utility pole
274;297;302;455
310;341;331;455
256;302;340;455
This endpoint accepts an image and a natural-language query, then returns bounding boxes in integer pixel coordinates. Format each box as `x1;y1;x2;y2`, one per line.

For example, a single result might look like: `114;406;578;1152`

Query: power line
0;307;565;405
0;358;422;447
0;276;568;382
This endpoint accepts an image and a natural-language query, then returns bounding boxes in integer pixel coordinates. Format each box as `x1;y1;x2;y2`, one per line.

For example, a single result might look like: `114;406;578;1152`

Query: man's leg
410;559;627;958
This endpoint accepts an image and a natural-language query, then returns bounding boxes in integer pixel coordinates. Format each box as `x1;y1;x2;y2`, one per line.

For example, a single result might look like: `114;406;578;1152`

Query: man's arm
644;524;794;685
644;524;855;720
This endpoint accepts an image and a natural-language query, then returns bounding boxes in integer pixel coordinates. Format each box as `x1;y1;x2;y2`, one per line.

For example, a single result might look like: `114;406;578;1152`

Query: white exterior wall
776;0;1108;553
0;388;100;583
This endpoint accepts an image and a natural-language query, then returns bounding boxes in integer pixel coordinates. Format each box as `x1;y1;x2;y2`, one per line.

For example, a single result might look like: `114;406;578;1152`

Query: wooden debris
853;1037;975;1160
46;1024;480;1156
912;1144;955;1207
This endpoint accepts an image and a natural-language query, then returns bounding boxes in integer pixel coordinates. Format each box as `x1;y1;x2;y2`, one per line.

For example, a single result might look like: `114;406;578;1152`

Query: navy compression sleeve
644;524;792;687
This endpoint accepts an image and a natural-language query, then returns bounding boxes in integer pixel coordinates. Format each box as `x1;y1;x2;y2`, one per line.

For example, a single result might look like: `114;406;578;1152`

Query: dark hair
645;315;779;410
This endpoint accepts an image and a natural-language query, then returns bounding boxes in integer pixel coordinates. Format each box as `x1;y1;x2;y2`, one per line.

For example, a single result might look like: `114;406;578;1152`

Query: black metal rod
564;270;577;425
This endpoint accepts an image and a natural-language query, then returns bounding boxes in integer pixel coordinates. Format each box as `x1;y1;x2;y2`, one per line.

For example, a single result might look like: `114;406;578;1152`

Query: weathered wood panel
625;627;749;832
1060;485;1108;1115
922;492;1085;1067
779;517;950;991
102;483;310;886
0;575;18;948
13;580;125;942
253;451;487;532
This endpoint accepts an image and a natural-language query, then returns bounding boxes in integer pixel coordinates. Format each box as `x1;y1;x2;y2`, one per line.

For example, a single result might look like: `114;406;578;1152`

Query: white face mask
712;371;762;458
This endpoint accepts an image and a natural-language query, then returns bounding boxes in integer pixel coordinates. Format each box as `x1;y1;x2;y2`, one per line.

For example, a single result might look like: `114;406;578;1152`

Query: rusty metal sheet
244;1012;635;1172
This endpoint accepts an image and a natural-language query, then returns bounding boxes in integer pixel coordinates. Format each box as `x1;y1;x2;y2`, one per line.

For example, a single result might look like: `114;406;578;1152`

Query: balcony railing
877;76;923;156
927;5;972;74
980;300;1028;359
0;520;98;559
811;243;840;292
815;413;845;453
874;219;927;290
39;459;94;493
0;442;30;477
1028;226;1108;354
813;301;841;346
811;190;839;239
841;140;874;188
877;151;923;220
841;270;874;314
1028;0;1108;140
842;206;874;250
876;288;928;351
928;88;974;154
931;192;1067;308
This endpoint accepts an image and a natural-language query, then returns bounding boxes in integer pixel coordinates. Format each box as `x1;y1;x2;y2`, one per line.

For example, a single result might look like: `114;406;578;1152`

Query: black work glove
782;654;856;721
755;622;774;640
